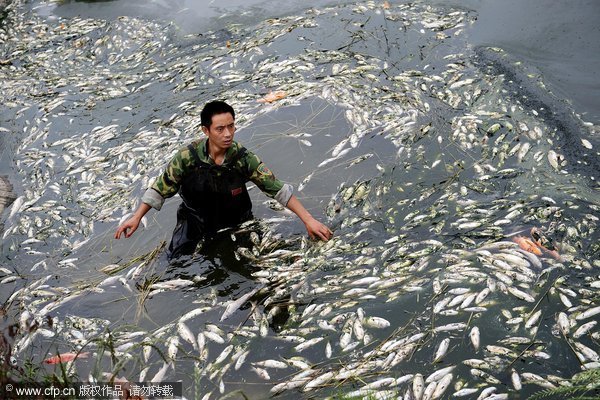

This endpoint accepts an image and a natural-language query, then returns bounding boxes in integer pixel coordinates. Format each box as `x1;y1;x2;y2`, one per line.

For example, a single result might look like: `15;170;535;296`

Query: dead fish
470;327;480;351
573;321;597;338
220;285;263;321
433;338;450;363
149;279;195;291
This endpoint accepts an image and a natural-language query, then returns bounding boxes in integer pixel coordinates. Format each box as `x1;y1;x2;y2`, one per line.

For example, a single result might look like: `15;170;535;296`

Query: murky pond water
1;0;599;399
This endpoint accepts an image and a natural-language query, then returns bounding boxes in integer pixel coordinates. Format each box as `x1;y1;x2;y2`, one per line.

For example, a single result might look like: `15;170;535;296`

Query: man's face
202;112;236;151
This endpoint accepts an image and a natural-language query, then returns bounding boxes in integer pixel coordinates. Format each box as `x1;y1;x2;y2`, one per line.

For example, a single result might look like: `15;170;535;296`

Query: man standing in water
115;100;332;259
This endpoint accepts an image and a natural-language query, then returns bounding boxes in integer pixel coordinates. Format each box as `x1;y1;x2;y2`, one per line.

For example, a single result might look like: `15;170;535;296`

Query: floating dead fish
44;352;89;364
149;279;195;291
220;285;263;321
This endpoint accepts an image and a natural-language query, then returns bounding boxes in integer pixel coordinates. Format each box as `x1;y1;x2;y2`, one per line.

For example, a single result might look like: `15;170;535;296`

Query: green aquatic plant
528;368;600;400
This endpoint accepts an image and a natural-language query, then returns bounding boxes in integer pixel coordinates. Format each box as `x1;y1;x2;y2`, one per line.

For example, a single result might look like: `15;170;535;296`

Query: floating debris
257;90;287;103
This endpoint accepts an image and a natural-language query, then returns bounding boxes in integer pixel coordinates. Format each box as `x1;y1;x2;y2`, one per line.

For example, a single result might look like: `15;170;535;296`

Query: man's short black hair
201;101;235;127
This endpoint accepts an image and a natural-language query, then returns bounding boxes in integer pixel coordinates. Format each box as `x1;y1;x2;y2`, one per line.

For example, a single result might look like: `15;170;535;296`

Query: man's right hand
114;216;140;239
114;203;152;239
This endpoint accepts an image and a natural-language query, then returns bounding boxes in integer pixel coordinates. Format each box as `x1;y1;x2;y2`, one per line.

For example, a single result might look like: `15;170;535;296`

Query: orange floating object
257;90;287;103
512;236;542;256
383;0;391;9
43;352;89;364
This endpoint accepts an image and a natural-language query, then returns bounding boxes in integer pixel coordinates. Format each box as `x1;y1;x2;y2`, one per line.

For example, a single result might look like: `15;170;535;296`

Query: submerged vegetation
528;368;600;400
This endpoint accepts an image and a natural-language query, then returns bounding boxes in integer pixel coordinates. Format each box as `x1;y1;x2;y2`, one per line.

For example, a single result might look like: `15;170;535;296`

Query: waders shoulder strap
187;143;204;167
230;146;247;164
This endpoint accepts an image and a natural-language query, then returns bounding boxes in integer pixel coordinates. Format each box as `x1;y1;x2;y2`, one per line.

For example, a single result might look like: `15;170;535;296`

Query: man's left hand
305;217;333;241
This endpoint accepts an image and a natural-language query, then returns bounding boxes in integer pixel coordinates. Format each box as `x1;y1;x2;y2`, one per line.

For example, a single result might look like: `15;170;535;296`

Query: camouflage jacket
142;138;293;210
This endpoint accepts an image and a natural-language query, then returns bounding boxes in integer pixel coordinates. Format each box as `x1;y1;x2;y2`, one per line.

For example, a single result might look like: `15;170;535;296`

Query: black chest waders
167;144;253;259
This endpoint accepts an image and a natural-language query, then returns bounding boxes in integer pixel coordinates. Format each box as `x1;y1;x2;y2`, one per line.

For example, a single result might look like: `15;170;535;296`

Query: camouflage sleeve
242;149;293;206
146;145;196;210
141;187;165;210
